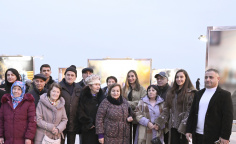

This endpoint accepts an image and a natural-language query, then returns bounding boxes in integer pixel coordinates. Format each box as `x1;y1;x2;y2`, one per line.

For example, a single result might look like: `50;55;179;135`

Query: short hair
106;76;117;83
108;83;122;97
40;64;51;71
47;83;62;101
206;68;219;75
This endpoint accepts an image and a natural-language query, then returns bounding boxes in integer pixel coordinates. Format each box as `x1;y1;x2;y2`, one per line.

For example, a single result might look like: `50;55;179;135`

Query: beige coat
34;93;68;144
123;85;146;110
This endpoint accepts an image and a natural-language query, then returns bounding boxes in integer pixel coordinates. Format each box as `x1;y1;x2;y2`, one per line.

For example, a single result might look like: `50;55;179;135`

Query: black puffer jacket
27;83;48;107
59;78;82;132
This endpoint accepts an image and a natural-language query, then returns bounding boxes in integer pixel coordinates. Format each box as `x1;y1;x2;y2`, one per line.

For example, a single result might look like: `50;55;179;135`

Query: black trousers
61;131;77;144
193;133;203;144
164;132;169;144
170;128;188;144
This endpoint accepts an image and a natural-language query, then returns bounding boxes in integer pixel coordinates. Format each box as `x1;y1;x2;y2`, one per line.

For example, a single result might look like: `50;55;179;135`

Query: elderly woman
78;74;106;144
96;83;133;144
134;85;165;144
0;81;36;144
34;83;68;144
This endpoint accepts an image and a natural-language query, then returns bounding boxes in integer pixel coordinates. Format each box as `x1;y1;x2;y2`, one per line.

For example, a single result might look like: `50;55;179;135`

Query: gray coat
34;93;68;144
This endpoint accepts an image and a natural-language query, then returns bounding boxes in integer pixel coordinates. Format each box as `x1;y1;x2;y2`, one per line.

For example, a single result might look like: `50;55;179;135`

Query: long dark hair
5;68;21;93
167;69;195;105
123;70;141;97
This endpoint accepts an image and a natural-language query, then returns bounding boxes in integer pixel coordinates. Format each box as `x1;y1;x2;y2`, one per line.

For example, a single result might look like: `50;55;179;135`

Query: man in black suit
186;69;233;144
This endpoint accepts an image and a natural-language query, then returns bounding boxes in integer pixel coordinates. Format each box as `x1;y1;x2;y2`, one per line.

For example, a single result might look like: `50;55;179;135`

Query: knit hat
82;67;93;73
33;74;47;81
64;65;77;77
85;74;101;85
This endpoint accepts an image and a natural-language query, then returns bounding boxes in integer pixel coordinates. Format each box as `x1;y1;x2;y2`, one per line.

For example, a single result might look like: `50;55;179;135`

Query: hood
142;95;164;105
39;93;65;110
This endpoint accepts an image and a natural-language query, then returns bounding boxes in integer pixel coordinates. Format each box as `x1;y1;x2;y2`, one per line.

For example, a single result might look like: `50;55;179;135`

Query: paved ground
68;132;236;144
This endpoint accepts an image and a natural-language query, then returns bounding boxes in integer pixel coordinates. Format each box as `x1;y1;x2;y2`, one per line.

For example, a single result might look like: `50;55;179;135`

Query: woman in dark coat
78;74;106;144
96;83;133;144
0;81;36;144
0;68;21;93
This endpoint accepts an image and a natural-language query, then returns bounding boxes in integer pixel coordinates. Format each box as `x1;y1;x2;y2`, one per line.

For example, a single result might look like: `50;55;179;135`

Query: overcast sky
1;0;236;87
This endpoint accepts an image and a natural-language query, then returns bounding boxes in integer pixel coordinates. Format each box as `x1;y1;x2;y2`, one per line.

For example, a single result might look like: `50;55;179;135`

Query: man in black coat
155;71;171;144
28;74;48;107
60;65;82;144
78;67;93;88
186;69;233;144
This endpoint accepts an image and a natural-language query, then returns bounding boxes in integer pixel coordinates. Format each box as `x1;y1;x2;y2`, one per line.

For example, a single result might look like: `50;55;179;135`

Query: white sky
1;0;236;87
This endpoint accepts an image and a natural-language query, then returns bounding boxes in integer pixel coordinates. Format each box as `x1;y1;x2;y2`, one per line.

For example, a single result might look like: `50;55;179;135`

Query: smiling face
89;83;101;95
12;86;22;97
65;71;76;85
128;72;136;84
148;87;158;100
110;86;121;99
7;71;17;83
205;71;219;88
176;72;186;87
34;78;46;91
50;86;61;102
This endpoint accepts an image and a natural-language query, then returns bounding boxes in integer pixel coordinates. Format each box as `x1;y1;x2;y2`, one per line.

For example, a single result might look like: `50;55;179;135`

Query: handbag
42;122;61;144
151;137;162;144
42;135;60;144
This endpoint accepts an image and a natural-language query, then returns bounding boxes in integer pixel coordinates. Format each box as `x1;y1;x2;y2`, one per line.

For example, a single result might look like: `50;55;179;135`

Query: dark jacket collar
198;86;222;110
107;95;123;105
60;78;80;93
32;83;47;95
158;83;170;92
80;86;104;103
47;76;54;84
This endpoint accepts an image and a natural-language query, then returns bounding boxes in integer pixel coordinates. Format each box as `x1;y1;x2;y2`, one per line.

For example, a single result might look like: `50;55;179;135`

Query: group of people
0;64;233;144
